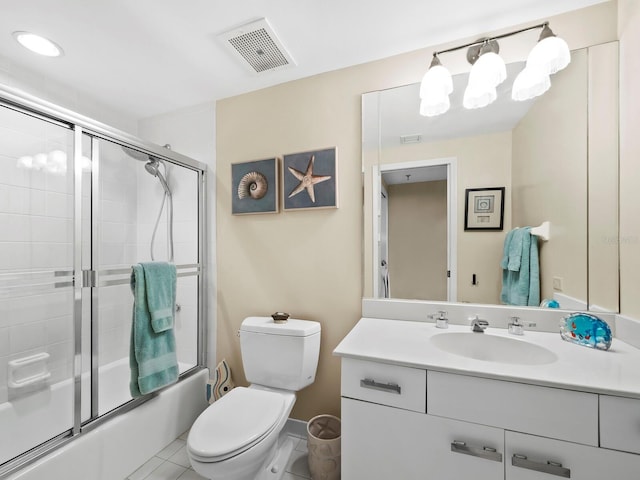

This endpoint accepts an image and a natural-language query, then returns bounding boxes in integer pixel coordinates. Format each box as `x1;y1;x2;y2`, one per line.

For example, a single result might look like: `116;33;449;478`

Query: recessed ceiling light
12;31;63;57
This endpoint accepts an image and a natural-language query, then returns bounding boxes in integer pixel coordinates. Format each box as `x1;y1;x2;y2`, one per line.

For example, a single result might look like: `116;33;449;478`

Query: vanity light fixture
419;54;453;117
419;22;570;116
12;31;64;57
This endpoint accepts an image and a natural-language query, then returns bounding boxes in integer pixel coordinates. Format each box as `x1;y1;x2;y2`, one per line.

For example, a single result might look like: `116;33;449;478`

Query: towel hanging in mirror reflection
381;260;390;298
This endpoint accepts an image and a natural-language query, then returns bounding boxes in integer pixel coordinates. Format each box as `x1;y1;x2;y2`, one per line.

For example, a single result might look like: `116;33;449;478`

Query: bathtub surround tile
44;191;71;218
0;326;9;353
9;320;47;354
0;242;30;270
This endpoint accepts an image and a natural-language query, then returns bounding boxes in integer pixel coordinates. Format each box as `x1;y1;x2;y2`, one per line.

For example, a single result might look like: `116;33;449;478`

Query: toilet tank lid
241;316;321;336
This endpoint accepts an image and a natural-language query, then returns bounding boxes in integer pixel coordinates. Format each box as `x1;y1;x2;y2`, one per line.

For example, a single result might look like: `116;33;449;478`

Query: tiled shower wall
0;111;75;404
0;108;200;406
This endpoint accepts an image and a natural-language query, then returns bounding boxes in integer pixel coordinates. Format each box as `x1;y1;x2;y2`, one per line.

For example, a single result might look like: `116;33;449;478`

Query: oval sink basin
430;332;558;365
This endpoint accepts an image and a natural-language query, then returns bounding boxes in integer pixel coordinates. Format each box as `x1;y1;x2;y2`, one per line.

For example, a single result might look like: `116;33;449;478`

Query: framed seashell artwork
231;157;279;214
283;147;338;210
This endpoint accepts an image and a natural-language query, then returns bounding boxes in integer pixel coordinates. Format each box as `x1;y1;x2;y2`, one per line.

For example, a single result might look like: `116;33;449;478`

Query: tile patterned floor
125;431;312;480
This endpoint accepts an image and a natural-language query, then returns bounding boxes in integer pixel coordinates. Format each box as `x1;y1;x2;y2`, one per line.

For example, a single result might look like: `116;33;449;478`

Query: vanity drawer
506;430;640;480
427;371;598;445
600;395;640;454
341;358;426;413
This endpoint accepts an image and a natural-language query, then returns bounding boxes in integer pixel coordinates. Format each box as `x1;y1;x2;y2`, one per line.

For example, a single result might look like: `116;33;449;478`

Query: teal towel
141;262;177;333
130;264;178;398
500;227;540;306
500;229;515;270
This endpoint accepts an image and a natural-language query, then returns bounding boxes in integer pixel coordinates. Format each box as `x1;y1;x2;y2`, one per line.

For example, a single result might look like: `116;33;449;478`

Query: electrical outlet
553;276;563;291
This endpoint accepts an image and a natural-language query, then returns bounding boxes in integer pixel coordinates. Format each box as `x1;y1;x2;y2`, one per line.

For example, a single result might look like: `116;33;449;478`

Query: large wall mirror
363;42;619;312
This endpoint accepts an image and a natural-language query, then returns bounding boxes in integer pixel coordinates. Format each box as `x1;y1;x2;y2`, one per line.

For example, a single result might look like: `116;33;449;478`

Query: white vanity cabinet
341;359;503;480
340;358;640;479
342;397;504;480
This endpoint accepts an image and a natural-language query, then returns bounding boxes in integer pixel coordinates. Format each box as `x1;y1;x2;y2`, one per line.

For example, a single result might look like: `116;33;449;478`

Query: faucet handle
508;316;524;335
429;310;449;328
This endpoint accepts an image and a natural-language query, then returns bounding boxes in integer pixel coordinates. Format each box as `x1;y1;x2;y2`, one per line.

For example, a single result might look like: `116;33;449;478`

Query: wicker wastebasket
307;414;341;480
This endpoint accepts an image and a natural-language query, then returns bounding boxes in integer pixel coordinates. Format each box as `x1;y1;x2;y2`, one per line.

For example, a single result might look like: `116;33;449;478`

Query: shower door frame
0;84;208;478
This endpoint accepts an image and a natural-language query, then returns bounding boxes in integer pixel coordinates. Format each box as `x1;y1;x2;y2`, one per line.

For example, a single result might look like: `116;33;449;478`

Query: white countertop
333;317;640;399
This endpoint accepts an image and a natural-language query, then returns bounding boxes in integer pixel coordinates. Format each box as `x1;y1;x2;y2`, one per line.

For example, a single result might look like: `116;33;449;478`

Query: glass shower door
0;105;76;465
92;138;201;416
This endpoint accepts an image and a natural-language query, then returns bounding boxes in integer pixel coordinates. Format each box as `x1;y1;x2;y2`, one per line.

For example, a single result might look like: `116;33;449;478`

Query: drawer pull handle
512;454;571;478
360;378;401;394
450;441;503;463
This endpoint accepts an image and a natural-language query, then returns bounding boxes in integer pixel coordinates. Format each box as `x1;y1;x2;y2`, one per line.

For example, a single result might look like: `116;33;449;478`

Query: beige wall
216;2;618;421
388;180;447;300
619;0;640;318
512;49;588;304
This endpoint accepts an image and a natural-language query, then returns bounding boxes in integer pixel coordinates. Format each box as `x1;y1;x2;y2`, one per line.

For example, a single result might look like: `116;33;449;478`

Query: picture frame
282;147;338;211
464;187;505;231
231;158;279;215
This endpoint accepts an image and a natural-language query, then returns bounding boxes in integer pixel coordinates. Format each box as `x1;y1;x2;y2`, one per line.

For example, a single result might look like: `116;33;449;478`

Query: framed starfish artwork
231;157;279;215
283;147;338;210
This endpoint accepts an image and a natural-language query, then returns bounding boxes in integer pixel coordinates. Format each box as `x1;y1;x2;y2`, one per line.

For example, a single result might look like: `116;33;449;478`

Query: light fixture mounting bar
433;22;549;57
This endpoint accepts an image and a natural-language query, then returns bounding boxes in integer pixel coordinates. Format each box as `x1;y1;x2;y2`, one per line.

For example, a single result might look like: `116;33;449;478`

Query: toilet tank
239;316;321;391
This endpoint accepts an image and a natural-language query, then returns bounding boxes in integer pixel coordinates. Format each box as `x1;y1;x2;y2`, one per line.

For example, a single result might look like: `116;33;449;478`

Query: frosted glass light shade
527;35;570;75
512;66;551;101
463;83;497;109
420;94;450;117
469;51;507;89
420;64;453;99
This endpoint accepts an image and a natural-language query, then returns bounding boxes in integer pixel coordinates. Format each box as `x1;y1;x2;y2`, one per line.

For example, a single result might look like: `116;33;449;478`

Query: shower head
145;158;171;197
122;146;171;196
145;159;160;176
122;146;149;162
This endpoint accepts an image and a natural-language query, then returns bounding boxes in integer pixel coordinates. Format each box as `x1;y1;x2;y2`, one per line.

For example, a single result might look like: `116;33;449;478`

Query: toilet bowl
188;386;296;480
187;316;321;480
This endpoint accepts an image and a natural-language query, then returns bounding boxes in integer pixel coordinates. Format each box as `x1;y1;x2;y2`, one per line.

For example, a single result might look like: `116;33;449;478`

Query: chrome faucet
470;316;489;333
428;310;449;329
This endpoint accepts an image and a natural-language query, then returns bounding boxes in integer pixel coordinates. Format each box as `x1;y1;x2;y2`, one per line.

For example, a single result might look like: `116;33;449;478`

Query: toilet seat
188;387;286;463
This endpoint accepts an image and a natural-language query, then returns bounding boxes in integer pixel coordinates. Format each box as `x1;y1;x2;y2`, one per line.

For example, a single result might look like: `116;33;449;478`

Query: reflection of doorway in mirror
388;179;447;300
373;158;458;302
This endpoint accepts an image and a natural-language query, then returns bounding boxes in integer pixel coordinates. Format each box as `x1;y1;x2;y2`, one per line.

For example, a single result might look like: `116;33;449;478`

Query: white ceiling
0;0;607;120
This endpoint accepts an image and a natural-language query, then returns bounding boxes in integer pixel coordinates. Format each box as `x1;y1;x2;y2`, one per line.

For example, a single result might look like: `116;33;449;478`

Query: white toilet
188;316;321;480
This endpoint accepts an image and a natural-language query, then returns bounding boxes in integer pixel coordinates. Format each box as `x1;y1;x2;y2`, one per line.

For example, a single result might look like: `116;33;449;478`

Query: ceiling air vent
219;18;295;74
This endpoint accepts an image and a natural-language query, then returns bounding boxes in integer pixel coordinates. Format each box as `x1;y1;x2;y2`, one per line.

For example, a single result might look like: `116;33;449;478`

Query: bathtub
4;360;208;480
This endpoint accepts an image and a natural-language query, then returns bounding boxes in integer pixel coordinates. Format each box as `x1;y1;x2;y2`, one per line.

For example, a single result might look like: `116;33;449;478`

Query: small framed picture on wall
282;147;338;211
464;187;505;231
231;157;279;215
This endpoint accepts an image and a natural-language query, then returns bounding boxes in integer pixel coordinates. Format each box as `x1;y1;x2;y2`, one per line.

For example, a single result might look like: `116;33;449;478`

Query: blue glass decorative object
541;298;560;308
560;313;612;350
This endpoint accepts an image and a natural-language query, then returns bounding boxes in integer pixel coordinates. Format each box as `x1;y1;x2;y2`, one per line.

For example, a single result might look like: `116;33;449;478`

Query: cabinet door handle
360;378;401;394
512;454;571;478
450;441;503;462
